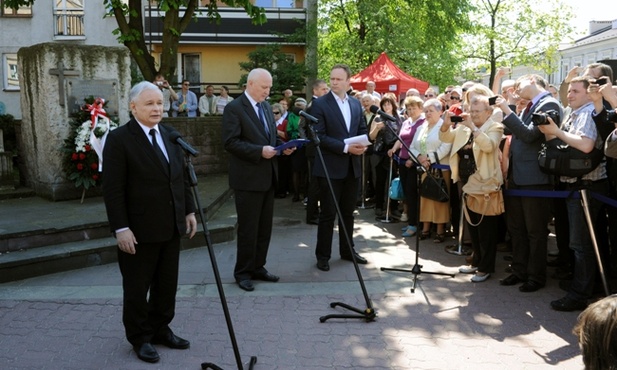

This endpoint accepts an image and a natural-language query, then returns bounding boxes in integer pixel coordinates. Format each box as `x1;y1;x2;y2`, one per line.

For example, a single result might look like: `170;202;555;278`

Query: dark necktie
256;102;270;135
526;101;533;113
149;128;169;175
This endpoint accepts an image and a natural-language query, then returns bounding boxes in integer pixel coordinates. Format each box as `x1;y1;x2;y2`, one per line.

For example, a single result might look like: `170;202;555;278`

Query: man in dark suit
222;68;295;292
497;74;563;293
310;64;370;272
102;81;197;363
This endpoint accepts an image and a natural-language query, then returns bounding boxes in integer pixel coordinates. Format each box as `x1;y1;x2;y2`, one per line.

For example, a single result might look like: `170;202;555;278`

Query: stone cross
49;62;80;106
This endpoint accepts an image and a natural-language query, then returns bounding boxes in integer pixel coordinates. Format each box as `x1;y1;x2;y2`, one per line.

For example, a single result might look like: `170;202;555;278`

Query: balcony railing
54;12;84;37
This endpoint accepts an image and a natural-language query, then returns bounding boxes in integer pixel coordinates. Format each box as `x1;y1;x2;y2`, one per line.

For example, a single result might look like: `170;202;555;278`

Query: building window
54;0;84;37
1;0;32;16
254;0;296;8
3;54;19;91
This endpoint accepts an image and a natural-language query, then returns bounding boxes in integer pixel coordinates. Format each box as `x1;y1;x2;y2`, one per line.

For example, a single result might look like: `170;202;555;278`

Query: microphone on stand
291;107;319;123
369;105;397;122
169;130;199;157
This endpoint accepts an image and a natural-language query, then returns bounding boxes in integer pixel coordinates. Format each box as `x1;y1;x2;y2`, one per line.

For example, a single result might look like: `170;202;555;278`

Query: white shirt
137;121;169;161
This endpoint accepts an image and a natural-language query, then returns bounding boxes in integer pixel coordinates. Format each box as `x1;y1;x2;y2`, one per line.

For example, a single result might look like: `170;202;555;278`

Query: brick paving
0;195;585;369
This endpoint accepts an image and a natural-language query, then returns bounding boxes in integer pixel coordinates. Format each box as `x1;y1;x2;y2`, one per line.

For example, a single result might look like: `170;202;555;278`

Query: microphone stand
178;150;256;370
305;120;376;323
377;117;455;293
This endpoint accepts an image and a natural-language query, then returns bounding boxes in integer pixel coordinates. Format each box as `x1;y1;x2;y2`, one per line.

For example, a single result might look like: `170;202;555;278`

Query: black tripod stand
304;119;376;323
175;147;256;370
377;117;455;293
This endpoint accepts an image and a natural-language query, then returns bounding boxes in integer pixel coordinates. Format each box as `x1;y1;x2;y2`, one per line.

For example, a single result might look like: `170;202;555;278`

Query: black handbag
538;138;603;177
420;153;450;203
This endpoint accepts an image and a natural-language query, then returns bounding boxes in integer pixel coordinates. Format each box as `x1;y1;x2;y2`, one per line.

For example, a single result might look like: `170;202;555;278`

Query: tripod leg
580;189;610;296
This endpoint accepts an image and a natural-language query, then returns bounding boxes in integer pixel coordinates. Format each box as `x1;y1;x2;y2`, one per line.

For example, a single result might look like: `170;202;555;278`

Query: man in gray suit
497;74;563;293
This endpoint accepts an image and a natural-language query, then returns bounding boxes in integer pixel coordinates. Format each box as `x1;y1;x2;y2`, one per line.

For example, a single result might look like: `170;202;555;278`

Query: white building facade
0;0;119;119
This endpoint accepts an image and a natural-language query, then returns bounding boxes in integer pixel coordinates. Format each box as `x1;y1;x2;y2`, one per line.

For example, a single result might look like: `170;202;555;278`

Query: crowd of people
279;65;617;316
108;63;617;364
152;74;237;117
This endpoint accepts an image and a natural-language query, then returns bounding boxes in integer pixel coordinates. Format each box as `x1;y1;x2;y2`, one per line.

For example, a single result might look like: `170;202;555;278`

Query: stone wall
162;116;229;175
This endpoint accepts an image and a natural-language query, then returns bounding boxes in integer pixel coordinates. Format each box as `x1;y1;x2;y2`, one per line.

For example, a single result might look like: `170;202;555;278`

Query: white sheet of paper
344;134;372;146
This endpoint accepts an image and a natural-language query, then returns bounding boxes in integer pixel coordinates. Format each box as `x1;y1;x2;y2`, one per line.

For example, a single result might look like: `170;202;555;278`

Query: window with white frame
254;0;295;8
54;0;84;37
3;54;19;91
1;0;32;16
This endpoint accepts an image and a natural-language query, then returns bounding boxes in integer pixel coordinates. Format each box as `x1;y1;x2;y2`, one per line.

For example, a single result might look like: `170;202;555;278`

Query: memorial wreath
62;97;118;201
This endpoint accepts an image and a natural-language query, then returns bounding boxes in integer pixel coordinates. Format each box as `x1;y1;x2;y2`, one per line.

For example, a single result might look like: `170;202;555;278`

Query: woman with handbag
410;99;453;243
369;94;403;218
388;96;426;237
439;96;504;282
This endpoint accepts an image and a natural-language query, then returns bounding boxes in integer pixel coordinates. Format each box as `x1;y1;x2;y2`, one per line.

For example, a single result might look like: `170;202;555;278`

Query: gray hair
129;81;161;103
423;98;443;112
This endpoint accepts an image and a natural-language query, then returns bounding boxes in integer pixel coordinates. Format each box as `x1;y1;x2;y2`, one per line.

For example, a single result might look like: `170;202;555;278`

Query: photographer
496;74;562;293
153;74;178;117
538;76;608;312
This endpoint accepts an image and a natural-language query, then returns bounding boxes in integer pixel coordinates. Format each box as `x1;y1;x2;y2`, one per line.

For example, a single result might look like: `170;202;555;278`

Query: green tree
5;0;266;82
317;0;473;88
459;0;574;87
238;45;308;94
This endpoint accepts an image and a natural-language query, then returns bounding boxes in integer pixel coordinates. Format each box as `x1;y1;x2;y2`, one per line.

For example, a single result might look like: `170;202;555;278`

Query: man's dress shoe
238;280;254;291
252;271;280;282
550;296;588;311
152;332;190;349
519;280;544;292
499;274;523;286
316;260;330;271
341;253;368;264
133;343;160;363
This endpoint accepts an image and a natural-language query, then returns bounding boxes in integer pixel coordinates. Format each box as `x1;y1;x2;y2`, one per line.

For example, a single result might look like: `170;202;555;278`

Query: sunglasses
445;90;452;94
273;111;280;114
183;83;190;86
425;94;434;98
450;96;461;100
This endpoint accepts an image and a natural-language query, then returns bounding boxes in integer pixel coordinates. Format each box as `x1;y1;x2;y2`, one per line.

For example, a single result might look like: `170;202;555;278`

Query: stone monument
17;43;130;200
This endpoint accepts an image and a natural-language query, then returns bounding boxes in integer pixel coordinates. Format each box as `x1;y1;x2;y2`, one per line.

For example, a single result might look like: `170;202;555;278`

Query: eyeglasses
425;94;434;98
273;111;280;115
450;96;461;100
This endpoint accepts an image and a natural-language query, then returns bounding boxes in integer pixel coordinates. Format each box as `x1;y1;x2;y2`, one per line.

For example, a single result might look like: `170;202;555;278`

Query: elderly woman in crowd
370;93;403;218
410;98;452;242
439;96;504;282
388;96;425;236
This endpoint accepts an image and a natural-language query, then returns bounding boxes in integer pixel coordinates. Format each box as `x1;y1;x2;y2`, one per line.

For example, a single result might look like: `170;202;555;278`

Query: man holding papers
222;68;295;291
310;64;370;271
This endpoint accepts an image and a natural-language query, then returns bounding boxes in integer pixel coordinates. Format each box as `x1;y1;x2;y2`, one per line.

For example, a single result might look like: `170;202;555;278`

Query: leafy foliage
458;0;574;86
317;0;473;88
238;45;308;94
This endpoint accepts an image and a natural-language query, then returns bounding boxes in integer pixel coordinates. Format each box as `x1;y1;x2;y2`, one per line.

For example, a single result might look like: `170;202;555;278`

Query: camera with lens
531;109;560;126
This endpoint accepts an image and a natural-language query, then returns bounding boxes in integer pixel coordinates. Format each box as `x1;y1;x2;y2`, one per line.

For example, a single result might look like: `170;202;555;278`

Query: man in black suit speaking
102;81;197;363
310;64;370;271
222;68;295;292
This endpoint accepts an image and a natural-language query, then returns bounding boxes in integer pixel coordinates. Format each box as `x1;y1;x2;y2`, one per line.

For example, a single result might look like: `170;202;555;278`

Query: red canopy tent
350;52;430;98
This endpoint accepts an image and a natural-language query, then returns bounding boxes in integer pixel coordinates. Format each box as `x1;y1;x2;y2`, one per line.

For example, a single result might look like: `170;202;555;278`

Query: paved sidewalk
0;195;584;369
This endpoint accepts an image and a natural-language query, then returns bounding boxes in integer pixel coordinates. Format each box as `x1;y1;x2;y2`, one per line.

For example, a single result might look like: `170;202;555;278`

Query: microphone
291;106;318;123
169;131;199;157
369;105;397;121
